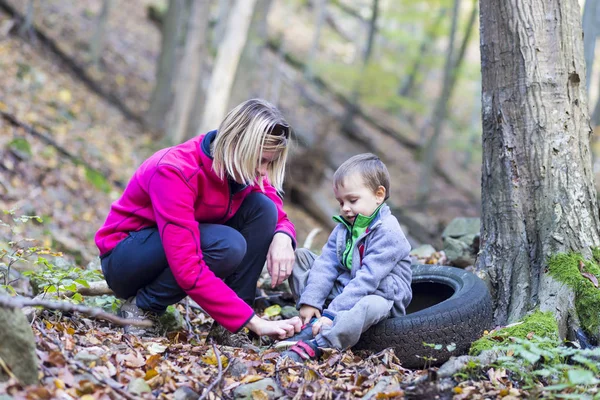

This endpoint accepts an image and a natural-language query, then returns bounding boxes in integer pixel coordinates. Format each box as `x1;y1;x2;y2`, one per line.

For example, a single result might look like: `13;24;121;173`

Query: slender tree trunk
89;0;112;68
145;0;186;135
212;0;232;52
341;0;379;131
398;8;447;99
199;0;258;134
165;1;210;144
582;0;598;90
477;0;600;334
417;0;478;202
305;0;327;81
18;0;34;37
228;0;273;108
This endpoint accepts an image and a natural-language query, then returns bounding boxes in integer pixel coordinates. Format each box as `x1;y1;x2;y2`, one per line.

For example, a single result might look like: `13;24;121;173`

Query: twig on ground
199;343;229;400
0;295;151;327
72;360;142;400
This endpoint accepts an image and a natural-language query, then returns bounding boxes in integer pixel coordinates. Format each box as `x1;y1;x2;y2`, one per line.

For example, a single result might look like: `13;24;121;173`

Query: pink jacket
95;133;296;332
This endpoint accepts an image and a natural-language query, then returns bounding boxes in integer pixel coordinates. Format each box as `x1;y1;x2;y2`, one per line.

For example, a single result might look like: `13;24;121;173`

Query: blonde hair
212;99;291;191
333;153;390;201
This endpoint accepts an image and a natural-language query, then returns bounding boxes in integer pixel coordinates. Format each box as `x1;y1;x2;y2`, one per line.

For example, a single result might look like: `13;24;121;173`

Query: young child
280;153;412;362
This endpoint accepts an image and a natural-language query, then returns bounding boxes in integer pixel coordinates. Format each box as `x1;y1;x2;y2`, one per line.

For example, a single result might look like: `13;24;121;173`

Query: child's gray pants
289;248;393;350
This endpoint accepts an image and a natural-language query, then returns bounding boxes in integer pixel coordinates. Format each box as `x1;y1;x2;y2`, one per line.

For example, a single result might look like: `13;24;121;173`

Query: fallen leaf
58;89;72;103
581;272;599;288
526;331;534;340
241;375;263;384
147;342;168;355
146;354;162;369
263;304;281;318
144;369;158;380
251;389;269;400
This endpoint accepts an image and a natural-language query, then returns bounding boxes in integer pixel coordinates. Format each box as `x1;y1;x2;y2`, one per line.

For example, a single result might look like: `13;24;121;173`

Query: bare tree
582;0;598;90
341;0;380;132
199;0;258;134
165;1;211;144
305;0;327;81
417;0;478;202
145;0;186;135
397;8;447;100
477;0;600;341
212;0;232;51
228;0;274;108
18;0;35;38
89;0;112;68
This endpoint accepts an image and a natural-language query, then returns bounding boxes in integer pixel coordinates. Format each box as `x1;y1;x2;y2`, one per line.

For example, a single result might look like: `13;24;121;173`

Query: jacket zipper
346;221;382;273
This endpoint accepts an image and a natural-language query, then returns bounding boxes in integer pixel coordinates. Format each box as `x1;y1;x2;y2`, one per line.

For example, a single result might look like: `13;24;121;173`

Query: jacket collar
333;203;386;231
200;130;248;193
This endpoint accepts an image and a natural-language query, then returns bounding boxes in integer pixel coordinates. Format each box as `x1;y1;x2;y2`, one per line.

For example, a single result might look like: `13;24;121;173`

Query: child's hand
312;316;333;336
299;305;321;324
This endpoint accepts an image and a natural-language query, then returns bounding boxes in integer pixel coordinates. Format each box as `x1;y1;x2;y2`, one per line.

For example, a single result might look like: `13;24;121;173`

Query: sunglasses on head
270;124;290;138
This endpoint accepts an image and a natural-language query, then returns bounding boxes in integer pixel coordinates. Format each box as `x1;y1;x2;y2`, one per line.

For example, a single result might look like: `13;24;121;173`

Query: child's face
334;173;385;223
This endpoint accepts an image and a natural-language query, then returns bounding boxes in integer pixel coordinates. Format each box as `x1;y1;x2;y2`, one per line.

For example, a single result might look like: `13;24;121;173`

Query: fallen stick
70;280;114;297
0;295;151;327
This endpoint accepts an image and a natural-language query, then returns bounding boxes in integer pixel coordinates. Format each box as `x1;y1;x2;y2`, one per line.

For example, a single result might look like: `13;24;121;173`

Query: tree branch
0;295;151;327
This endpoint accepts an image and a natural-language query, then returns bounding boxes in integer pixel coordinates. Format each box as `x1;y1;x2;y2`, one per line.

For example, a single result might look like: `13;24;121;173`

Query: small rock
128;378;151;395
410;244;437;259
233;378;283;400
441;218;480;239
227;358;249;377
280;305;298;319
173;386;199;400
74;351;101;365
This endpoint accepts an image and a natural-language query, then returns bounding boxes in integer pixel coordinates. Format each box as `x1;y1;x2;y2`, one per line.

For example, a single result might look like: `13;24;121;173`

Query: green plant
416;341;457;369
0;210;61;294
491;336;600;398
23;259;103;303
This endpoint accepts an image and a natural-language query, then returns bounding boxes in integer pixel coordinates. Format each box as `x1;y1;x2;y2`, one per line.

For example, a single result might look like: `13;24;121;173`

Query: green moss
469;311;559;356
547;251;600;335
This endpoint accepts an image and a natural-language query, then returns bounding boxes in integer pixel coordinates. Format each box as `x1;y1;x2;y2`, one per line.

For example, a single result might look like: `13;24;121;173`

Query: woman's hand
246;315;302;339
311;316;333;336
299;305;321;325
267;233;295;288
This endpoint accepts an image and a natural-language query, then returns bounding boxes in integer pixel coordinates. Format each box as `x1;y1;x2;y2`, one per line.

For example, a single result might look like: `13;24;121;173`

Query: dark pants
101;192;278;313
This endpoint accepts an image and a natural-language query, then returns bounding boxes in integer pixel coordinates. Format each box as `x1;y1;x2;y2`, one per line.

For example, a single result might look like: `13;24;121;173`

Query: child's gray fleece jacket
298;204;412;319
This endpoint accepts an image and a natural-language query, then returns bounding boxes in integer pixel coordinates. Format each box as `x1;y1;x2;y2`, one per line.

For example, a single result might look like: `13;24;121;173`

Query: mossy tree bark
477;0;600;338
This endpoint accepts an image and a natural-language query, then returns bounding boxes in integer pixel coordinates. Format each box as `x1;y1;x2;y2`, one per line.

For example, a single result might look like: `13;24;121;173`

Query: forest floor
0;1;528;399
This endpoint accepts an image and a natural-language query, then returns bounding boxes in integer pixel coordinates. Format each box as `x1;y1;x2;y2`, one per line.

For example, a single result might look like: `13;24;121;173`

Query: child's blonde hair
333;153;390;200
212;99;291;191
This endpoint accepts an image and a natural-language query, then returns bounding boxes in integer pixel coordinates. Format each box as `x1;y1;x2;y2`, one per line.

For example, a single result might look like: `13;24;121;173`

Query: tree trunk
211;0;232;52
304;0;327;81
477;0;600;334
582;0;598;90
397;8;447;99
165;0;210;144
417;0;477;202
228;0;273;108
341;0;379;131
18;0;34;37
199;0;258;134
145;0;186;135
89;0;112;68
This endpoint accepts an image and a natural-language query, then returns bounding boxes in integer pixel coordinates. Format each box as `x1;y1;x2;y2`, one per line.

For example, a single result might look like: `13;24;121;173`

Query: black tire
354;264;493;369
